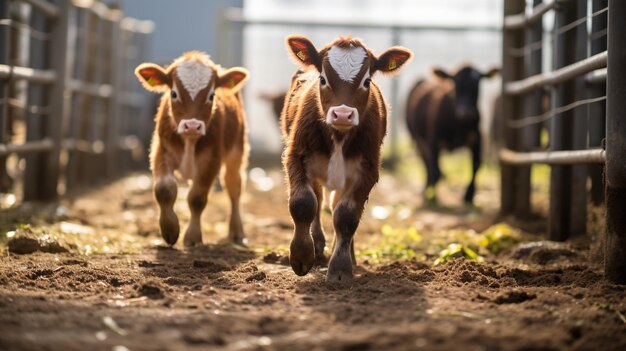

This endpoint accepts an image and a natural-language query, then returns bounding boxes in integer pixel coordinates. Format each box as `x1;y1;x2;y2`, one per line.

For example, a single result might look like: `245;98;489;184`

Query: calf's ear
135;63;170;92
286;35;321;71
482;67;500;78
432;67;452;79
374;47;412;75
217;67;249;91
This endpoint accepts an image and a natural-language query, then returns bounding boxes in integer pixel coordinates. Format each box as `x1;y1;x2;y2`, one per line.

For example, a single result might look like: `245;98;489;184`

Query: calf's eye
363;78;371;89
208;92;215;102
319;75;326;86
171;90;178;99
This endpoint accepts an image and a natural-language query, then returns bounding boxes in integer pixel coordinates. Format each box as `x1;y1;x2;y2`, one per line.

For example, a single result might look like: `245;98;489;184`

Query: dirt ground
0;158;625;351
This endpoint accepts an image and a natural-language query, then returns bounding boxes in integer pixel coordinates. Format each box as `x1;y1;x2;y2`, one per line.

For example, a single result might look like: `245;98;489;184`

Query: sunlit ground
0;139;553;265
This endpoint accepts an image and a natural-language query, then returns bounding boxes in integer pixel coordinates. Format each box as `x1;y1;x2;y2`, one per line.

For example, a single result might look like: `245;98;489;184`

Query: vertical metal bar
0;0;8;142
548;1;577;241
500;0;526;216
516;0;544;218
605;0;626;283
0;0;11;193
569;0;589;237
41;0;70;199
588;0;608;205
23;6;47;200
106;11;121;177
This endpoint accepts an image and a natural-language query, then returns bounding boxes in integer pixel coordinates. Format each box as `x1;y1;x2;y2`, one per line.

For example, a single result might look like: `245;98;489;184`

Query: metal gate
499;0;626;283
0;0;154;204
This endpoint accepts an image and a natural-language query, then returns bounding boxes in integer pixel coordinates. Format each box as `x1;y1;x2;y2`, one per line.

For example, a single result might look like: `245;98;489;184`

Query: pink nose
183;120;203;133
332;109;353;125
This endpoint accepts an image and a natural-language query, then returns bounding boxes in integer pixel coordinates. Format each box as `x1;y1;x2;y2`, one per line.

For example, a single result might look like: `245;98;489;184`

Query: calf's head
135;51;248;140
286;35;412;132
433;66;499;121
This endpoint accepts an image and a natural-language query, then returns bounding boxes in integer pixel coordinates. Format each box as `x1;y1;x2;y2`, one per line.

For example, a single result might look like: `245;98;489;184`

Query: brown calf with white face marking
135;51;249;247
281;35;412;282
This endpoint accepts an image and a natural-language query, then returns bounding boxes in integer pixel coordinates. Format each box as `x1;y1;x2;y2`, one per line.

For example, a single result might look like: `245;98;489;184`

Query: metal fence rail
0;0;154;203
500;0;626;283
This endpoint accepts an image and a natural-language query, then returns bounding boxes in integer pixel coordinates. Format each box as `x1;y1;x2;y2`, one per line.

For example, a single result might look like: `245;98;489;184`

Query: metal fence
499;0;626;282
0;0;154;204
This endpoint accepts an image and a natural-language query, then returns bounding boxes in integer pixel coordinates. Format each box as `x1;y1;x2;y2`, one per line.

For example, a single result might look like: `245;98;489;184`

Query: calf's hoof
228;232;247;246
159;211;180;246
289;235;315;276
326;252;353;283
183;226;203;247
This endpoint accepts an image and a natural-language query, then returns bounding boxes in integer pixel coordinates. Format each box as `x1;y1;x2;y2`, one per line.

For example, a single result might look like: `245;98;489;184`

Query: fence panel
0;0;154;204
500;0;626;282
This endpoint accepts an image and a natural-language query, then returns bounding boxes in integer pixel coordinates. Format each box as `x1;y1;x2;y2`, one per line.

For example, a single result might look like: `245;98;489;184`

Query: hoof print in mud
493;289;537;304
137;281;166;300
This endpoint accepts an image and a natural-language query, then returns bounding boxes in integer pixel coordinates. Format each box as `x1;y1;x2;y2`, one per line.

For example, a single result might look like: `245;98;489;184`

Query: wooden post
516;0;544;219
548;1;577;241
605;0;626;283
40;0;70;199
588;0;608;205
568;0;589;238
500;0;525;216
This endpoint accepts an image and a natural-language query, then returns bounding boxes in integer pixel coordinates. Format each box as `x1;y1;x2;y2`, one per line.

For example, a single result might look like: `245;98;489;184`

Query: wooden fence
0;0;154;203
499;0;626;283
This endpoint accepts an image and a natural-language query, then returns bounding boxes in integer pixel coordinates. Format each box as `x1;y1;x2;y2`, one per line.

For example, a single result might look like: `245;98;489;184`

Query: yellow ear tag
229;79;235;88
297;50;307;61
147;77;156;86
388;58;397;70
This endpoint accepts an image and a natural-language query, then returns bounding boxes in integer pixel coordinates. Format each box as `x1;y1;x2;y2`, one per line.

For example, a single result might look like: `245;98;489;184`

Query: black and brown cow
281;35;412;282
406;65;498;205
135;51;249;247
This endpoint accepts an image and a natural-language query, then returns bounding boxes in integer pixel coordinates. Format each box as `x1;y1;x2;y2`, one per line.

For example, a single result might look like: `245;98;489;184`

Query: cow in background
406;65;498;205
281;35;412;282
259;91;287;123
135;51;249;247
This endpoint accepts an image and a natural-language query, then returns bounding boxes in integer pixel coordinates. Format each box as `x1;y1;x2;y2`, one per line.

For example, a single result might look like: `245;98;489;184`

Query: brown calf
135;51;249;247
281;35;412;282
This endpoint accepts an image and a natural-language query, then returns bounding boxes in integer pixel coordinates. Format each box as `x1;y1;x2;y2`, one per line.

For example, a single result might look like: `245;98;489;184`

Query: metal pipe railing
500;148;606;165
0;138;54;156
505;51;607;95
21;0;59;19
0;64;56;83
504;0;567;30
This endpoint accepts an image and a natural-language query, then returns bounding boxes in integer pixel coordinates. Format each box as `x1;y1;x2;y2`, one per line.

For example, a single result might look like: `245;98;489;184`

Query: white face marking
327;140;345;191
176;59;212;101
327;45;366;83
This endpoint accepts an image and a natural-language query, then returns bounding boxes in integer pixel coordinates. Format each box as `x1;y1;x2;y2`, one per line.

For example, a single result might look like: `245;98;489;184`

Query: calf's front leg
154;175;179;245
184;164;219;247
328;198;364;283
288;184;317;276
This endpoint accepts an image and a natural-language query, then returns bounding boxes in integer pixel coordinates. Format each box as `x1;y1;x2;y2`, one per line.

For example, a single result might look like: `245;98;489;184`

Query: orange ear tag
147;77;156;86
388;58;397;70
297;50;307;61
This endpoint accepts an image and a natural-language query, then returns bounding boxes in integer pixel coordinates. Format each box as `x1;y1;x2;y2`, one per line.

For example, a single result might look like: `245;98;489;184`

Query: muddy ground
0;156;625;351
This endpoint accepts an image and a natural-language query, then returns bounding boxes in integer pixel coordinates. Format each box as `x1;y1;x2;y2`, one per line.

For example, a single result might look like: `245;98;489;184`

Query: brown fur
136;51;249;246
281;35;412;282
